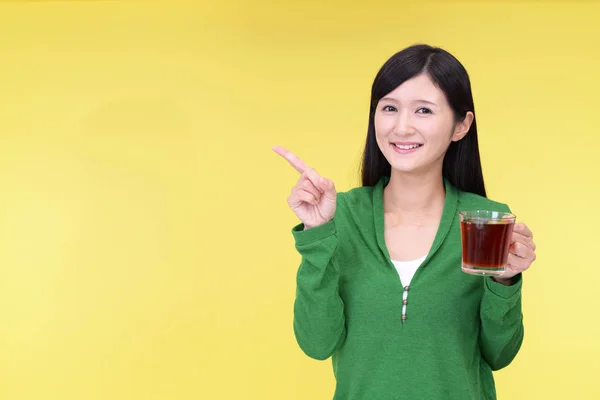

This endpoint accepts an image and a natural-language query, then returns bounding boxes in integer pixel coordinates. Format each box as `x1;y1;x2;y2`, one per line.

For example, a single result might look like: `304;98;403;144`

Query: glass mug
459;210;515;276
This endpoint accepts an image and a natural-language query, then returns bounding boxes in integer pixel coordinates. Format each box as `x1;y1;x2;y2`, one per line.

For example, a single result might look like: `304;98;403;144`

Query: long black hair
360;44;486;197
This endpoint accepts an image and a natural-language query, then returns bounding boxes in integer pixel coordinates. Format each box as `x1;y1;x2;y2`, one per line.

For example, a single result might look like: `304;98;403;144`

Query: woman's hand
493;222;537;285
273;146;337;229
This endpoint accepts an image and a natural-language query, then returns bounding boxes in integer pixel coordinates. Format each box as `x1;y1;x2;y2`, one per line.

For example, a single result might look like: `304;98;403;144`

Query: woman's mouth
391;142;423;154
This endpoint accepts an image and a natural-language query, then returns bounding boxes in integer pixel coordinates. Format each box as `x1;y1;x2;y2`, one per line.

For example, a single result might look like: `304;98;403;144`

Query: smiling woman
374;73;473;176
363;45;483;195
274;44;537;400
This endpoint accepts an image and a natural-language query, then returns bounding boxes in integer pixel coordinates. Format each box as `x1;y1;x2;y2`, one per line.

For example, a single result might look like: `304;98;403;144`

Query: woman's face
374;73;473;176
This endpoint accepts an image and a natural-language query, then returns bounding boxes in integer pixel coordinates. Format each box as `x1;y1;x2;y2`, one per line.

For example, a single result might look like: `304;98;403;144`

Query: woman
273;44;537;400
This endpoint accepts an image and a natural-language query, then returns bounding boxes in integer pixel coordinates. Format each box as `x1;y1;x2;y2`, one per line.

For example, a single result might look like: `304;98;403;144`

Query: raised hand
273;146;337;229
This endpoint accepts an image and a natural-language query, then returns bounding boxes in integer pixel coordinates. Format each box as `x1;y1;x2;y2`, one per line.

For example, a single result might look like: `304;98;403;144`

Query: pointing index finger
272;145;325;192
272;145;307;174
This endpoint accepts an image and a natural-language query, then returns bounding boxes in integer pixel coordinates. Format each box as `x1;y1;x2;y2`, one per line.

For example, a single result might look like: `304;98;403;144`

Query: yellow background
0;1;598;399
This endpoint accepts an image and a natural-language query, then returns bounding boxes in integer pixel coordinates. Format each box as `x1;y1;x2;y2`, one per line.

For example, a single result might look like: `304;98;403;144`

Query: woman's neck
383;170;446;226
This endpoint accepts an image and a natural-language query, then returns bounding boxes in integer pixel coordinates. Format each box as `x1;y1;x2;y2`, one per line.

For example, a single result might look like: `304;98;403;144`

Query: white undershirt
391;255;427;320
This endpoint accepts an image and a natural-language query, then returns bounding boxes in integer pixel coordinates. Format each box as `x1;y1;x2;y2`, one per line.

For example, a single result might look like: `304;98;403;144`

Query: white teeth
394;143;421;150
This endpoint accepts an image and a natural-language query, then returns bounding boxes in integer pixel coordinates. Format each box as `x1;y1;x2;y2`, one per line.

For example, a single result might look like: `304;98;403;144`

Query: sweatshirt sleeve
478;202;525;370
479;274;524;370
291;218;346;361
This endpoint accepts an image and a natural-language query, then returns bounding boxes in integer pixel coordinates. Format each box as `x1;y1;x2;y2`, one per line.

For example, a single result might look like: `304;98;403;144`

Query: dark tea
459;211;515;276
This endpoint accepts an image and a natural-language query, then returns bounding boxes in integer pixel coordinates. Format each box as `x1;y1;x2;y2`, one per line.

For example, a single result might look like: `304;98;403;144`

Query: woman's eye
382;105;397;112
416;107;432;114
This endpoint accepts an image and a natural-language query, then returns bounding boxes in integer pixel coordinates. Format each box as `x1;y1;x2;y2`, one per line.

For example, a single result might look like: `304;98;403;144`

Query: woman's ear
451;111;474;142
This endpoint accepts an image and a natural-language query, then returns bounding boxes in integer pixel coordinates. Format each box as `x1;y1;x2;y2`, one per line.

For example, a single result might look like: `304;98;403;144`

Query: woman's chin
389;162;421;174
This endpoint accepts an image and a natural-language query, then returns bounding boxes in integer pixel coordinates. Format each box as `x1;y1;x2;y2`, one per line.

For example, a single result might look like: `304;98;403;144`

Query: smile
391;142;424;154
393;143;423;150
